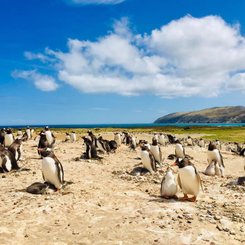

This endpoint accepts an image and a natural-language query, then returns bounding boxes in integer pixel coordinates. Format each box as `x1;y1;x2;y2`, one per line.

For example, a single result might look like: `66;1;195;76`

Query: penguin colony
0;127;244;202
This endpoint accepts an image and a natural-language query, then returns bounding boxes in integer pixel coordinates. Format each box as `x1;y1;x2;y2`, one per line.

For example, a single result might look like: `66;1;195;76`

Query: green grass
16;126;245;143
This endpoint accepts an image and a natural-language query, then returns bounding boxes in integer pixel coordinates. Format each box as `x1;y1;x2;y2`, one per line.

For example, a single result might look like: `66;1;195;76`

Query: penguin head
141;144;148;151
6;128;12;134
152;139;158;146
39;148;53;157
174;157;191;168
175;139;181;144
208;141;217;151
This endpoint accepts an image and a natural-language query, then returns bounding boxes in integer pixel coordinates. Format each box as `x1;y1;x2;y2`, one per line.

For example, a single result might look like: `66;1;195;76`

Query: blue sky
1;0;245;125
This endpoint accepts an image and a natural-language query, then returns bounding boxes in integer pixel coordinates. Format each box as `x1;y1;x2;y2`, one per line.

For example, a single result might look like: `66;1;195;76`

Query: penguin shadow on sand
24;148;73;195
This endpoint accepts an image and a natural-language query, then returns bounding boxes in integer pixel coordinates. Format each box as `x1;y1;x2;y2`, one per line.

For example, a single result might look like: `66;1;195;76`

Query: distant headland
154;106;245;124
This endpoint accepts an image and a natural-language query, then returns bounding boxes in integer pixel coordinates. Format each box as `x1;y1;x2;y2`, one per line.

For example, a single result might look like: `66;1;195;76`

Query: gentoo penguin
4;128;14;147
204;161;216;176
160;167;178;199
130;135;137;151
186;136;193;146
44;126;55;147
174;157;202;202
159;133;167;146
140;145;156;173
0;145;20;172
70;131;76;142
8;139;22;161
150;138;163;165
16;129;23;139
207;142;225;177
108;140;117;153
97;136;110;154
198;138;205;148
175;140;185;159
65;132;71;142
82;136;101;159
40;149;64;190
26;126;31;140
152;133;159;143
215;139;221;150
37;131;50;155
0;128;5;145
114;132;122;147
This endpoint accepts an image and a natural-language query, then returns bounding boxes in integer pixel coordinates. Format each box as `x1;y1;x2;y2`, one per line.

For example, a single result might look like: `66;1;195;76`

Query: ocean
1;123;245;129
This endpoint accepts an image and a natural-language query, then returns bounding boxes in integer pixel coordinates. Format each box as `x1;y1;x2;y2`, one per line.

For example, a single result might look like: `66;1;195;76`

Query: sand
0;132;244;245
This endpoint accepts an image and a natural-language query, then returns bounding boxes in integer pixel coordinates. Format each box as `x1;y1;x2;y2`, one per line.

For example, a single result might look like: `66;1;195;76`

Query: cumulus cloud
64;0;125;5
12;70;59;92
19;16;245;97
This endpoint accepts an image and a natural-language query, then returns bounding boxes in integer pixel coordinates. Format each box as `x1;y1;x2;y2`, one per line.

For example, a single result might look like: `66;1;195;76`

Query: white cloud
19;16;245;97
12;70;59;92
64;0;125;5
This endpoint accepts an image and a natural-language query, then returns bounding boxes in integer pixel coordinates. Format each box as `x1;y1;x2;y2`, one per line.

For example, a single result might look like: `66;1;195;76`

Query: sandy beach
0;131;244;245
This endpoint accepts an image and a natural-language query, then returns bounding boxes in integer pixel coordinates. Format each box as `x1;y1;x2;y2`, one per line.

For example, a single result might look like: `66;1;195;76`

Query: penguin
114;132;122;147
160;167;178;199
215;139;221;150
130;135;137;151
108;140;117;153
159;133;167;146
204;161;216;176
8;138;22;161
140;145;156;173
152;133;159;143
40;149;64;190
82;136;101;159
207;142;225;177
174;157;202;202
198;138;205;148
122;132;131;145
0;128;5;145
150;138;163;165
0;145;20;172
4;128;14;147
186;136;193;146
16;129;23;139
44;126;55;147
64;132;71;142
97;136;110;154
70;131;77;142
37;131;50;155
26;126;31;140
175;140;185;159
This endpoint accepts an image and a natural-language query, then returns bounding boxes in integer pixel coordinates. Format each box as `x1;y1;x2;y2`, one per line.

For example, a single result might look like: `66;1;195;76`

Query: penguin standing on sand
44;126;55;147
37;131;50;155
207;142;225;177
174;157;202;202
26;126;31;140
175;140;185;159
4;128;14;147
160;167;178;199
114;132;122;147
130;135;137;151
70;131;77;142
0;145;20;172
8;139;22;161
140;145;156;173
82;136;101;159
16;129;23;139
159;133;167;146
40;148;64;190
150;138;163;165
0;128;5;145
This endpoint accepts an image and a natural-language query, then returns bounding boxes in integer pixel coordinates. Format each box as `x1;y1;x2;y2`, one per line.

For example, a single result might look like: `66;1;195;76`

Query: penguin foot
187;196;197;202
179;194;189;201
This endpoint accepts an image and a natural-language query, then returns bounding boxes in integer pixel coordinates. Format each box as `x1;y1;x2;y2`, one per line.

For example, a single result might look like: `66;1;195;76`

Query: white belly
159;135;166;145
0;155;12;172
114;134;121;146
141;151;154;173
161;173;178;197
207;150;221;164
42;157;63;189
150;145;161;163
179;166;200;196
205;162;216;176
45;131;54;145
175;144;185;158
4;135;14;147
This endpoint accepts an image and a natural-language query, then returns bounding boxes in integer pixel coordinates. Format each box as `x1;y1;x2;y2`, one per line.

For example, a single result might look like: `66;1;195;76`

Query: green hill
154;106;245;123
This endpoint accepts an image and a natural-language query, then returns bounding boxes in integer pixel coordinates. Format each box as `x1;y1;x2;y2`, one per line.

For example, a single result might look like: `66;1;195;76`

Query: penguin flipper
177;174;182;189
149;151;156;172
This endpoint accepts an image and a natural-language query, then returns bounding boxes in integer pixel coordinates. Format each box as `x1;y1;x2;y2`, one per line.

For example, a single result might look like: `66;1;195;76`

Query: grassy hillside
155;106;245;123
